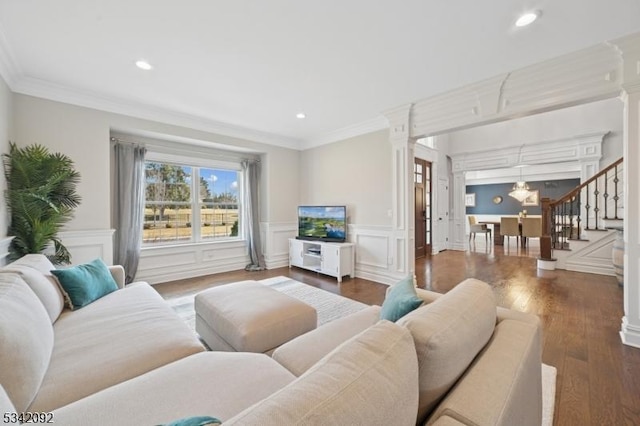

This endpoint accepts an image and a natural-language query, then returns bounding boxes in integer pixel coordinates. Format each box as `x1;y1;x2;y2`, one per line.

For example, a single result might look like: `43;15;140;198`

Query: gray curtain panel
113;143;147;283
243;159;266;271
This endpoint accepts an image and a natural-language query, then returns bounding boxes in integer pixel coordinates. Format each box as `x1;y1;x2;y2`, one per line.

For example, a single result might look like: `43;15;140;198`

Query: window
416;136;436;149
143;161;241;245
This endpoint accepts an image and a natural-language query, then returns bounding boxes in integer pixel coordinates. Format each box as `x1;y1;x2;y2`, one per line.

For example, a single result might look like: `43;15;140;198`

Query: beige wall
11;94;300;231
300;129;391;226
0;75;13;238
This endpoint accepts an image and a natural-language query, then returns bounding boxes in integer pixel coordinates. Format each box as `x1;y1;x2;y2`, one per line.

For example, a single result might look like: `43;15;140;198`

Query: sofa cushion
0;273;54;412
397;278;497;424
1;254;65;322
29;282;205;412
272;305;381;376
50;258;118;309
380;275;423;321
225;320;419;426
52;352;296;426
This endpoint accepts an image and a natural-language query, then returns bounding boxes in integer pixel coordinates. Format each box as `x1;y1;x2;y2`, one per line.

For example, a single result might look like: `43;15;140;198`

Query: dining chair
521;217;542;247
500;217;520;247
468;215;491;243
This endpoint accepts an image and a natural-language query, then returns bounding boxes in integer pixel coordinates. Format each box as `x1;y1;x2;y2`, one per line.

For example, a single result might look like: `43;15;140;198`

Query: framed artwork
522;189;540;206
465;193;476;207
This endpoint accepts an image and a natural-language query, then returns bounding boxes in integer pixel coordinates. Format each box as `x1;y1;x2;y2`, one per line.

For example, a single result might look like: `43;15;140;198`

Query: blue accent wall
465;179;580;215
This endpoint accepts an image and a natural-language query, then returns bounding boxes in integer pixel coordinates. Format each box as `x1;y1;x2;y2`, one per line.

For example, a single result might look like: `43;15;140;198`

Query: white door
436;178;450;252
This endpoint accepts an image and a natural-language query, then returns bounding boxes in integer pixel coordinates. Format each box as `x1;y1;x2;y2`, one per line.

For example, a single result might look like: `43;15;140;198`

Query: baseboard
354;269;395;286
620;317;640;348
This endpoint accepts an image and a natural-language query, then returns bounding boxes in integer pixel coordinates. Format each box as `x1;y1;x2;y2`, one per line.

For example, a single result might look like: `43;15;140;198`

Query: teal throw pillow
51;258;118;310
380;275;423;322
161;416;221;426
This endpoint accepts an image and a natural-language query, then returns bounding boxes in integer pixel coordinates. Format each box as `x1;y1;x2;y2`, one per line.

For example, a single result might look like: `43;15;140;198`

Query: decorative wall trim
450;132;607;173
58;229;115;265
262;221;297;269
0;237;14;266
563;231;616;276
349;224;397;285
138;239;248;285
411;42;622;138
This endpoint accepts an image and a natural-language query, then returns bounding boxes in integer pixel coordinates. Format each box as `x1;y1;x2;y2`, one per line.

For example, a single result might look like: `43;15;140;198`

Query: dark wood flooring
155;247;640;426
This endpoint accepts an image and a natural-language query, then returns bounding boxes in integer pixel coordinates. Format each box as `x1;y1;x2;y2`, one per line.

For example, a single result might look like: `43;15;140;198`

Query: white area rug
259;276;368;325
167;276;556;425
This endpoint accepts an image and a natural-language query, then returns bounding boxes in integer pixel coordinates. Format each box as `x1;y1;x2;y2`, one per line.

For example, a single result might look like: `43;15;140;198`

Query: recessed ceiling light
135;60;153;70
515;11;540;27
296;112;306;119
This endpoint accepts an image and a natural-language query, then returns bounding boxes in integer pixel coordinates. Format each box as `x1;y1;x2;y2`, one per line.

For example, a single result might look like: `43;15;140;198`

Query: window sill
141;239;247;252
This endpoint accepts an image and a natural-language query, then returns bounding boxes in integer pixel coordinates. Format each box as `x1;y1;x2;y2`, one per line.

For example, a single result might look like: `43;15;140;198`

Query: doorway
414;158;432;258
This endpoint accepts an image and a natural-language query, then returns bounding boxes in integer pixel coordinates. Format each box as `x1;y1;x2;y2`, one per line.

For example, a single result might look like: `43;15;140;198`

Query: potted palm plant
2;142;81;264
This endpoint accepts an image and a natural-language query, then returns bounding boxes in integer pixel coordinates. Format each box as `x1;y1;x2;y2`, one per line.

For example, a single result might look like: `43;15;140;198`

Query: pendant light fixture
508;146;531;202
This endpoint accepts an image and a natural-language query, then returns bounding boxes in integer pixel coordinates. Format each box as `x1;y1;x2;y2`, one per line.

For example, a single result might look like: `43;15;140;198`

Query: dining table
479;220;526;248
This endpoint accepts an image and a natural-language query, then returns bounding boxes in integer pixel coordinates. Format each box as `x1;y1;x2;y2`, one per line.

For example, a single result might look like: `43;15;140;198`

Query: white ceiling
1;1;640;150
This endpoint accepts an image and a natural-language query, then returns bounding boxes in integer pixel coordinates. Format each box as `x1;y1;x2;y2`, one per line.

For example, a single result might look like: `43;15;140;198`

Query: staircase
540;158;624;278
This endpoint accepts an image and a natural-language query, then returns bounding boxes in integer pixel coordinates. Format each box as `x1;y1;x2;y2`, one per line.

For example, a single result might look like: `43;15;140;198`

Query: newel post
539;197;555;265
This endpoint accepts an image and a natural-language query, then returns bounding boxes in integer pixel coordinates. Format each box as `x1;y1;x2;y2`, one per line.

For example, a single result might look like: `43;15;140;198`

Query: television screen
297;206;346;242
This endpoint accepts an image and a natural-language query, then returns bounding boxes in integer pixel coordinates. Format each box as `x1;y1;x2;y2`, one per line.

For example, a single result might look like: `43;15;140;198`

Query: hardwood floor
155;248;640;426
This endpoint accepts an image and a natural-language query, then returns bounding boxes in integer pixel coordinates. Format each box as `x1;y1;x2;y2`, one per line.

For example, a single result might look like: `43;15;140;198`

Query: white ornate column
452;171;467;250
615;36;640;348
384;104;415;281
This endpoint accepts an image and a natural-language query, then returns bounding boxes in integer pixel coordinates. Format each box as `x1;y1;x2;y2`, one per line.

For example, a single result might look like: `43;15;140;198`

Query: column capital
383;104;413;144
611;32;640;94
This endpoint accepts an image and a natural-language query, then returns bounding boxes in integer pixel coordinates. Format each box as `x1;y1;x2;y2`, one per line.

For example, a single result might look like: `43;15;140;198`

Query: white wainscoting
262;221;297;269
137;239;249;285
0;231;111;267
58;229;115;265
348;224;396;285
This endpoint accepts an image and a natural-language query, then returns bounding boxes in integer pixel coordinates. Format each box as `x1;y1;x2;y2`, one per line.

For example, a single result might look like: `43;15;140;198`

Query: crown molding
11;76;302;150
301;115;389;150
0;27;20;87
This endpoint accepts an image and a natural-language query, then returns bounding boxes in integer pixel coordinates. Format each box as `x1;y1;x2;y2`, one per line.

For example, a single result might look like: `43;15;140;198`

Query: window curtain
243;159;266;271
113;142;147;283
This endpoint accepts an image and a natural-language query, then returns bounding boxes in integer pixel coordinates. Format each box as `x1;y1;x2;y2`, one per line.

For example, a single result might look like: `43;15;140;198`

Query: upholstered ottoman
194;280;317;353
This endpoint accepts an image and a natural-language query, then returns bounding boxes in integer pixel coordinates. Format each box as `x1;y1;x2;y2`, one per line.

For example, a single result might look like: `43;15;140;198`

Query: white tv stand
289;238;355;283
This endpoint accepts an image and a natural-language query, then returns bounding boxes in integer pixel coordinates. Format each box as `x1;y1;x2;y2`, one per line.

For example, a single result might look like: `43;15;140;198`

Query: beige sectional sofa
0;255;542;425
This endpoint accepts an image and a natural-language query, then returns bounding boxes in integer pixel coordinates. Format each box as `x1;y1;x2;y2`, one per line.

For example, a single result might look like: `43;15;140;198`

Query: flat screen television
297;205;347;242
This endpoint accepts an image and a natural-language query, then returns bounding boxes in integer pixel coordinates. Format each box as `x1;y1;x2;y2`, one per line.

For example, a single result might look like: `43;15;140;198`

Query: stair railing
540;157;623;261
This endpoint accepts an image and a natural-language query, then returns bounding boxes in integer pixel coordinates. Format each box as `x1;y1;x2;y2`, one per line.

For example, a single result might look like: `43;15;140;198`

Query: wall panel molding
58;229;115;265
262;221;297;269
138;239;248;284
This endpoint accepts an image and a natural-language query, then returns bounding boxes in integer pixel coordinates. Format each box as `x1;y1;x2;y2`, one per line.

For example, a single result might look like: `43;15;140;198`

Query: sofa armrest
108;265;126;289
427;319;543;426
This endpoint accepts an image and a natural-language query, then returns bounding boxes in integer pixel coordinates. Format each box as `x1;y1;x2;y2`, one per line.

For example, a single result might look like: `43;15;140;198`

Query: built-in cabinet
288;238;354;282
